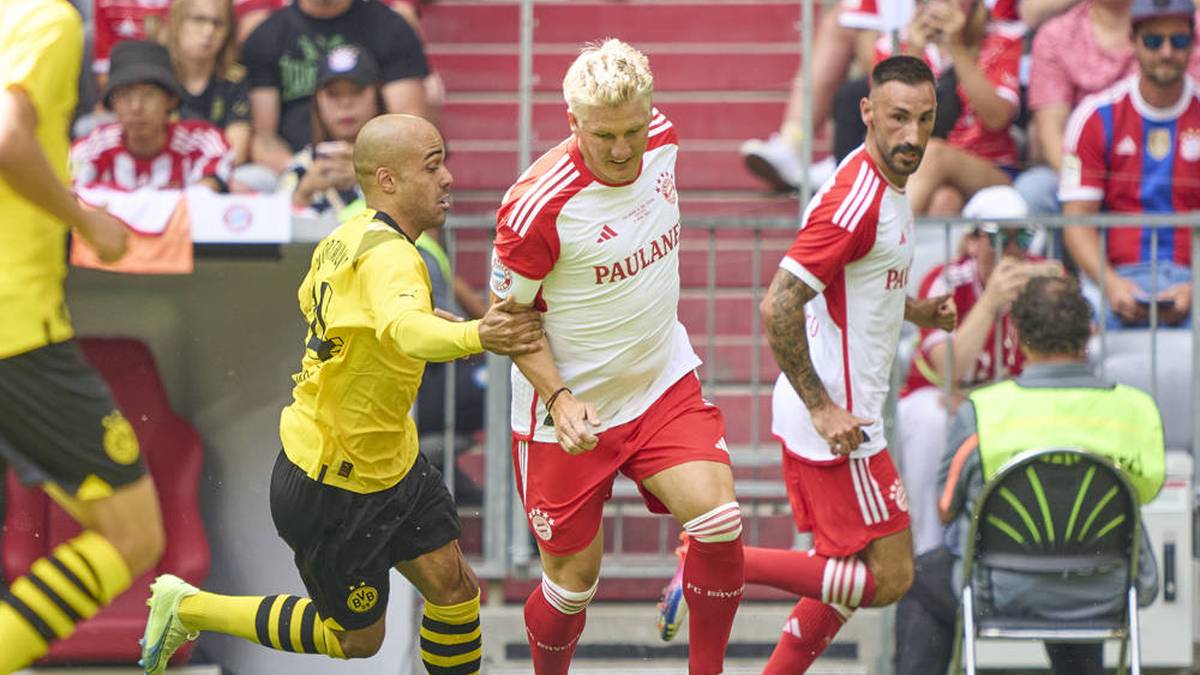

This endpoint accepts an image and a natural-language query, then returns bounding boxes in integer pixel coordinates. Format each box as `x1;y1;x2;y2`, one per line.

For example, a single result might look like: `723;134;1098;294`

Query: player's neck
298;0;353;19
368;204;422;242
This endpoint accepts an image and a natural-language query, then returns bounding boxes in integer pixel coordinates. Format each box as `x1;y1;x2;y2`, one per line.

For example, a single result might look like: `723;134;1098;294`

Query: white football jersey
772;145;915;462
492;109;700;442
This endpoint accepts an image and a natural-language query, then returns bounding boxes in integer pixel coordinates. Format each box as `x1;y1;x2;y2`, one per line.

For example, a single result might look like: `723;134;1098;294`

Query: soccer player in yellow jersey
0;2;171;673
139;114;543;675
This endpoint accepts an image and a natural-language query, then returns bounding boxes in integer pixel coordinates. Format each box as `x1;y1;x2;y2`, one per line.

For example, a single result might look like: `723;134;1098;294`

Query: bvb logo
347;584;379;614
101;411;139;465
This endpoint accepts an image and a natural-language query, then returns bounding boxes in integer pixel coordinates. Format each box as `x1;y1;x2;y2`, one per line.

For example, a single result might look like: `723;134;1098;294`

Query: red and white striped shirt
92;0;170;74
772;145;915;462
71;120;232;191
491;109;701;443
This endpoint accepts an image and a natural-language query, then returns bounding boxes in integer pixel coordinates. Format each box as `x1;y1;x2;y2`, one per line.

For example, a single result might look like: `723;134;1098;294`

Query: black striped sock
251;595;341;656
420;593;482;675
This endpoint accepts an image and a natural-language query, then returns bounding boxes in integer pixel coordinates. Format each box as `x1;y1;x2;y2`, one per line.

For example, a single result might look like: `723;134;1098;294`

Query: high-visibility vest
969;378;1166;504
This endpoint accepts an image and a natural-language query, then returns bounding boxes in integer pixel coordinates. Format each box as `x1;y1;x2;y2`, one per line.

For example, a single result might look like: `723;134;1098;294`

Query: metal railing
426;212;1200;578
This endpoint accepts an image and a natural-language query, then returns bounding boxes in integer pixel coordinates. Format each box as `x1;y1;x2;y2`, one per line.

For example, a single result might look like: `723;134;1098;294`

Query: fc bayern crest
1147;128;1172;161
1181;130;1200;162
656;171;677;205
528;508;555;541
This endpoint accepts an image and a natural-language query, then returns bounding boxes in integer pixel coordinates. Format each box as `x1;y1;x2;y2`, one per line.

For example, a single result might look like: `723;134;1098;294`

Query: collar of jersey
370;209;414;244
1130;73;1196;122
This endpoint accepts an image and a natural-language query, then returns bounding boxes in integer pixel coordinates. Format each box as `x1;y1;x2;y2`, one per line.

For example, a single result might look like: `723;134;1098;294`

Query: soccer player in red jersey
490;40;744;675
661;55;957;674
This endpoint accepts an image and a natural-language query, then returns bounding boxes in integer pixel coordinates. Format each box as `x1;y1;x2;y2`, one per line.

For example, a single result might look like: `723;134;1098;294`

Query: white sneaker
806;156;836;189
741;133;802;192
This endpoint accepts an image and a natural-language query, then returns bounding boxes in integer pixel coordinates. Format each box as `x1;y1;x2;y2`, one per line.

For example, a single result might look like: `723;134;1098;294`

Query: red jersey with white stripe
772;145;915;463
875;22;1024;167
491;109;701;443
900;256;1026;396
1060;74;1200;267
70;120;232;191
92;0;170;74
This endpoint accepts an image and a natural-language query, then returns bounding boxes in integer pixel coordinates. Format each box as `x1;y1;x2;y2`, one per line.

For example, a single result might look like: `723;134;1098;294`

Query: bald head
353;113;443;191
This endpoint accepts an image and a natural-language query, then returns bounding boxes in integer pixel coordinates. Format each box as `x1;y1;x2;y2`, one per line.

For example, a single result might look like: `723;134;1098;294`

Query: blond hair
562;39;654;113
166;0;238;79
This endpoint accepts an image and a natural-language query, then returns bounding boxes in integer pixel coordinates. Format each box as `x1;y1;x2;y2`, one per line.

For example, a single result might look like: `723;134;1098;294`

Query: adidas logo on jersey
595;224;618;243
1116;136;1138;156
782;618;802;638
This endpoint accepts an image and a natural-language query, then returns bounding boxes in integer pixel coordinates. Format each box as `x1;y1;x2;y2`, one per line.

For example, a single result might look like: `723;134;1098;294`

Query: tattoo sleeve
762;268;830;411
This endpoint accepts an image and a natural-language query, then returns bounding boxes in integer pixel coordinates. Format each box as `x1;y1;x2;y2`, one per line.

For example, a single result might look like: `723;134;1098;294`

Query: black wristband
545;386;572;413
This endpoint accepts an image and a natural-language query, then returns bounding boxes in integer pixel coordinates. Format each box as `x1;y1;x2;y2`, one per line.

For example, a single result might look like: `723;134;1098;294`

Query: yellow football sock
179;592;345;658
420;592;482;675
0;531;130;673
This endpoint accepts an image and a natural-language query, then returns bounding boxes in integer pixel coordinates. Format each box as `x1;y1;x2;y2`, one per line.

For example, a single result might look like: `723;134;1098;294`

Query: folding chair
952;447;1143;675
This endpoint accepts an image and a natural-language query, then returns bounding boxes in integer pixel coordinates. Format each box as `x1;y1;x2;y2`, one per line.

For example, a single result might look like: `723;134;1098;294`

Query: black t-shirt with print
240;0;430;151
179;72;251;129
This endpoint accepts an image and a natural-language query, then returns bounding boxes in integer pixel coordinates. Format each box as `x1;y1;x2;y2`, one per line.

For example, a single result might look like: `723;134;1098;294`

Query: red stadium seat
2;337;210;665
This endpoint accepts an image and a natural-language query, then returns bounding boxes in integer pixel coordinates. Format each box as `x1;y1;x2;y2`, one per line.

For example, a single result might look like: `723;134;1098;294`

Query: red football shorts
512;373;730;556
782;447;911;558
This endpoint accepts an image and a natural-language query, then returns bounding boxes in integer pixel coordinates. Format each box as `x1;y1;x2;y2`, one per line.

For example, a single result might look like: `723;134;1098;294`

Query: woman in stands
281;45;383;218
165;0;252;166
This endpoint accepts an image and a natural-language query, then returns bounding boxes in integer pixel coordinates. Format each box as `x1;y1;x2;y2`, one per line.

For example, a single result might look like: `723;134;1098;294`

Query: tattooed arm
761;268;873;455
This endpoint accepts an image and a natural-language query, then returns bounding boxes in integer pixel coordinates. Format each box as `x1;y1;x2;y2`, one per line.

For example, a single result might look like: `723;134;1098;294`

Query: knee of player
100;518;165;577
424;556;481;606
869;556;914;607
338;630;385;659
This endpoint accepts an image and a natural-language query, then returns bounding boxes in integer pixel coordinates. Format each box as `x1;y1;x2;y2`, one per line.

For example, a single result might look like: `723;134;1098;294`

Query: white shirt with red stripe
773;145;915;463
491;109;700;443
92;0;171;74
71;120;232;191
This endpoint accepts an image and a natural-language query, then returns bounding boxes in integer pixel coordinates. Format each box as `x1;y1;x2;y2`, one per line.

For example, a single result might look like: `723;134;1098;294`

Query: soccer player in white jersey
658;55;957;673
489;39;744;675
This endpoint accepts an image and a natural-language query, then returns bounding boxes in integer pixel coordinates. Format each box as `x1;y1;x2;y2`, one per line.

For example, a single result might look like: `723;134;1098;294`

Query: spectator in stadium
166;0;252;166
892;0;1026;215
1015;0;1200;219
72;41;232;192
241;0;430;174
281;45;382;216
139;114;544;675
662;56;956;674
937;275;1163;675
232;0;286;44
92;0;170;90
1061;0;1200;328
742;0;1020;192
897;186;1057;558
490;40;745;675
0;2;166;671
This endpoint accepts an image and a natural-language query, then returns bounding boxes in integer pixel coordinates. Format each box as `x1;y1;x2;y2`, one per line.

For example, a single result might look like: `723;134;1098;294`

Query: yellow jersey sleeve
358;240;483;362
1;2;82;124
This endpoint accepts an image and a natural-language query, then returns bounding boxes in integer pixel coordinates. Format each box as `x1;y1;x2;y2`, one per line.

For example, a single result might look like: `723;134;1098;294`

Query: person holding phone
1061;0;1200;328
281;45;382;216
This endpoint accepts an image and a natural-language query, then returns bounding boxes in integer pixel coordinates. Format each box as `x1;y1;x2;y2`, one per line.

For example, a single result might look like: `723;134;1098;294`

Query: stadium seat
2;337;210;665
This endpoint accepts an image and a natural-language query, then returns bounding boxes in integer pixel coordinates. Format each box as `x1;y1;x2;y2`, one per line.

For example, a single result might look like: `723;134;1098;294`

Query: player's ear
859;96;873;128
567;108;580;135
374;166;395;193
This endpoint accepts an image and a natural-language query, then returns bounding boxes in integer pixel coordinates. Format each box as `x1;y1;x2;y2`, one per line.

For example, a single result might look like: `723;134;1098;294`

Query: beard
879;140;925;177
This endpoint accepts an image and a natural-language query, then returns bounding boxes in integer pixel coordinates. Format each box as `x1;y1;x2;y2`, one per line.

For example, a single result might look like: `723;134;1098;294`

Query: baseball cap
1131;0;1196;27
316;45;382;90
102;40;183;108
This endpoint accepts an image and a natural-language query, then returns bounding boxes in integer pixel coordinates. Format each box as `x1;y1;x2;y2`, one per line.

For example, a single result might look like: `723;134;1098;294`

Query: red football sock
744;545;876;607
523;578;593;675
682;502;746;675
762;598;852;674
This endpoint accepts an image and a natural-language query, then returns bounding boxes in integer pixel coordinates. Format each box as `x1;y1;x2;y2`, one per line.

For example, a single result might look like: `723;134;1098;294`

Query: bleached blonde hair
562;39;654;114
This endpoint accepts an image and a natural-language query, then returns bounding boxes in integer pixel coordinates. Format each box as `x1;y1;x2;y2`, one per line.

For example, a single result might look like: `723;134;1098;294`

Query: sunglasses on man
1140;32;1195;50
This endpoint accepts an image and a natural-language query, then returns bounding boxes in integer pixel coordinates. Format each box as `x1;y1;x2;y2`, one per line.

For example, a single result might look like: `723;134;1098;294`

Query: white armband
490;249;543;304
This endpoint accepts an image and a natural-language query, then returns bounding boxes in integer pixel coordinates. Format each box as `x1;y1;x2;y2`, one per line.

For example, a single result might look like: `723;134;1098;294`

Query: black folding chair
952;447;1143;675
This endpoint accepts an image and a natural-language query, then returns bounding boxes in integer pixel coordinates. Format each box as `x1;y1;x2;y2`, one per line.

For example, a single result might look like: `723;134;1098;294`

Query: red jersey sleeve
1059;103;1107;202
780;158;884;292
93;0;115;74
984;32;1023;110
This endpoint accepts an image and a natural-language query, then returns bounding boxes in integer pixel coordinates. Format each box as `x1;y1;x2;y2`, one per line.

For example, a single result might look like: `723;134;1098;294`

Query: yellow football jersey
0;0;83;359
280;209;483;493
